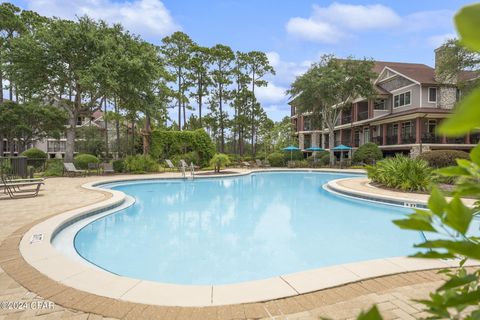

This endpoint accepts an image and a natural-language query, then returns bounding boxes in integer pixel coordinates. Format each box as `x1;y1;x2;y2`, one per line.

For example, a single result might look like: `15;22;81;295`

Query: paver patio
0;170;465;319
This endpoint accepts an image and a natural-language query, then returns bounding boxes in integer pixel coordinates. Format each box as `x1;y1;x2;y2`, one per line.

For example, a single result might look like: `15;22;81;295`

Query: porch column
300;116;304;131
466;133;471;144
312;132;318;148
299;133;305;149
415;118;421;144
339;129;343;145
339;110;343;125
368;99;373;118
382;124;387;145
442;135;447;144
353;103;357;122
397;122;402;145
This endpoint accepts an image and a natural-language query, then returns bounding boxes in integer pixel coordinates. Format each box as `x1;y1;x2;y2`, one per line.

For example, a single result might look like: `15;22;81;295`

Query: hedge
352;143;383;165
267;152;285;167
417;150;470;168
22;148;47;169
74;154;99;170
150;129;215;167
124;155;158;173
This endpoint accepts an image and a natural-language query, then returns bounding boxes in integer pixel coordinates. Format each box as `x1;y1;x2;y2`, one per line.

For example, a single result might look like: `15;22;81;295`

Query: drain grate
30;233;44;244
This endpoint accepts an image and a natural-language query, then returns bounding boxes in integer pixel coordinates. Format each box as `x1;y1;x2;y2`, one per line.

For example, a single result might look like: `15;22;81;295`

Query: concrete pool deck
0;168;477;319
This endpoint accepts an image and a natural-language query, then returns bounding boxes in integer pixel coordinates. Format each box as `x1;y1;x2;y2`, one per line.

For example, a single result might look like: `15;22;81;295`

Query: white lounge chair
63;163;86;177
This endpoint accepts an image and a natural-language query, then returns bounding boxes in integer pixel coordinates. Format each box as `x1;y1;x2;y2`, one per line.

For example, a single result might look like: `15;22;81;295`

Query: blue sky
5;0;476;121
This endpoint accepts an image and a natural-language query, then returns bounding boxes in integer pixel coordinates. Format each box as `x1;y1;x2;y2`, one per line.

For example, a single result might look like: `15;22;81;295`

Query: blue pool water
74;172;421;285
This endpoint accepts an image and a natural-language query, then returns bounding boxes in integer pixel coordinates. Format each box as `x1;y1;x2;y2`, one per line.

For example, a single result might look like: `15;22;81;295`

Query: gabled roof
373;61;436;84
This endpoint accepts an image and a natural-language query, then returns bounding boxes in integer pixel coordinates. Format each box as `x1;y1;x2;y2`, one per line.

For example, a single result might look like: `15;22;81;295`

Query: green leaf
455;3;480;51
411;251;456;259
438;88;480;136
393;218;436;232
470;145;480;166
444;197;473;235
444;289;480;307
356;306;383;320
416;240;480;260
428;186;447;217
438;274;477;290
436;166;470;177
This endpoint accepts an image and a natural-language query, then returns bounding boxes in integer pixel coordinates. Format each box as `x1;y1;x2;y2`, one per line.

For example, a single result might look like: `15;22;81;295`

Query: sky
5;0;477;121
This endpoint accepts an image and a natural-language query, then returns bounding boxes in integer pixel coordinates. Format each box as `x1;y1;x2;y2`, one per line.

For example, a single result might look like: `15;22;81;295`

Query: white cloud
256;82;287;104
286;2;401;43
266;51;311;85
427;33;456;48
25;0;179;40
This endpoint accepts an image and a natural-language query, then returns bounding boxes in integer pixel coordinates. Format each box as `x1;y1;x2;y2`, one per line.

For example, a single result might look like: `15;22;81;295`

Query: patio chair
88;162;100;175
165;159;176;171
241;161;251;168
101;163;115;175
63;163;86;177
1;176;44;199
180;159;199;170
255;159;264;168
1;174;44;194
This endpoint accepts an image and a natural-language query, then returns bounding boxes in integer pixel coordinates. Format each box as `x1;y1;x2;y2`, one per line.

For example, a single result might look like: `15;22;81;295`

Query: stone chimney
434;44;457;84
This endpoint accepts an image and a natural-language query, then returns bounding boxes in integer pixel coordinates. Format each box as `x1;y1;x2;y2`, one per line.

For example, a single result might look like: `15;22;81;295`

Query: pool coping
17;169;479;307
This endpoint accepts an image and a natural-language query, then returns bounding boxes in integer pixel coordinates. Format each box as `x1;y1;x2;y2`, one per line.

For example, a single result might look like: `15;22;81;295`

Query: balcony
421;134;441;144
341;115;352;124
446;137;465;144
386;135;398;145
357;111;369;121
401;135;416;144
372;136;383;146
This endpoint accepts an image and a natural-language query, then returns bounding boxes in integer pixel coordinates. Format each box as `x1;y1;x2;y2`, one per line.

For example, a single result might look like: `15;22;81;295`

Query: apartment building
1;110;115;158
291;49;478;157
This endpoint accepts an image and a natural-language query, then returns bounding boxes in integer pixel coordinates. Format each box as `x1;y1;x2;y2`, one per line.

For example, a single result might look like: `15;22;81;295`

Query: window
393;91;411;108
428;87;437;102
401;121;412;136
374;99;386;110
363;127;370;144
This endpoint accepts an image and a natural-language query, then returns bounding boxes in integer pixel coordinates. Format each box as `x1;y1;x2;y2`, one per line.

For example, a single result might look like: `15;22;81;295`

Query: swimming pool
67;171;422;285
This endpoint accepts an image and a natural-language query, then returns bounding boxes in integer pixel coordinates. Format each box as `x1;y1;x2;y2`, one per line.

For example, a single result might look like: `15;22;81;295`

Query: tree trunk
251;70;255;157
328;130;335;166
182;101;187;130
219;84;224;153
0;65;3;103
104;98;109;159
65;113;77;163
143;112;151;155
131;121;135;155
114;97;120;157
198;77;203;127
178;69;182;131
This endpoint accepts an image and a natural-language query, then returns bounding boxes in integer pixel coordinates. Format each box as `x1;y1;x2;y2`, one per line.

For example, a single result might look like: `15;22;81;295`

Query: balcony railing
401;135;416;144
372;136;383;146
446;137;465;144
386;135;398;145
357;111;369;121
421;134;441;144
341;115;352;124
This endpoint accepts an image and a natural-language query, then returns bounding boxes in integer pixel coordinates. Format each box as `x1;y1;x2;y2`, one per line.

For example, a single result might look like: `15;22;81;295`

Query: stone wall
298;133;305;149
410;145;431;158
438;86;456;109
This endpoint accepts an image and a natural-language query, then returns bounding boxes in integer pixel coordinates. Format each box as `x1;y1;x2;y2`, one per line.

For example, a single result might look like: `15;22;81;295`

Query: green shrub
22;148;48;169
150;129;215;167
285;150;304;161
417;149;469;168
319;153;331;166
112;159;125;173
287;160;309;168
0;159;12;175
352;143;383;165
124;155;158;173
22;148;47;159
43;160;64;177
267;152;285;167
74;154;99;170
366;155;432;191
210;153;231;172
